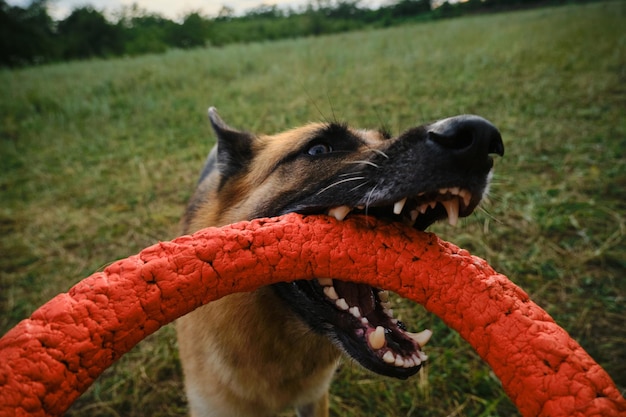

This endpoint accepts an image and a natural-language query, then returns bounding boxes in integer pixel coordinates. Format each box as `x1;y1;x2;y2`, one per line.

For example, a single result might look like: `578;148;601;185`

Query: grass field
1;1;624;416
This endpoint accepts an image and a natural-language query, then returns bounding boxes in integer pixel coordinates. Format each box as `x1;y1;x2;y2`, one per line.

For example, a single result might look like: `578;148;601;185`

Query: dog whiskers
342;160;381;169
316;177;367;196
349;181;370;193
477;205;502;224
368;148;389;159
363;183;380;216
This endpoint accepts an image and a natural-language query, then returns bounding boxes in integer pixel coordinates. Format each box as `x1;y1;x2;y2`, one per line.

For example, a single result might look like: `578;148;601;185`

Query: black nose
427;115;504;164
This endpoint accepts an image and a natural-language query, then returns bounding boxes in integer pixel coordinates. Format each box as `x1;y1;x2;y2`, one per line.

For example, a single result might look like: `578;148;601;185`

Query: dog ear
208;107;254;180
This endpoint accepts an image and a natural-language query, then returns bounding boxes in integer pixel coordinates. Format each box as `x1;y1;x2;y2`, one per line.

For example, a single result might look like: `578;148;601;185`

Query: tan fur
177;291;338;417
178;123;387;417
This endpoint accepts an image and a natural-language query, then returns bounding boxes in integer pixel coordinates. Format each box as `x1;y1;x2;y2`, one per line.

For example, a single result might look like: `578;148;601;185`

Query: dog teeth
323;286;339;300
324;188;471;227
381;349;426;368
368;326;386;350
441;188;472;208
394;355;405;367
335;298;349;311
382;351;395;364
441;198;460;226
328;205;351;221
393;198;407;215
459;189;472;207
317;269;430;370
349;306;362;318
406;329;433;347
412;354;422;366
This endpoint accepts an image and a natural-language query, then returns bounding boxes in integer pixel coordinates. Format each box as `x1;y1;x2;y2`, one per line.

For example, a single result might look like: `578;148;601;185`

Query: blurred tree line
1;0;583;67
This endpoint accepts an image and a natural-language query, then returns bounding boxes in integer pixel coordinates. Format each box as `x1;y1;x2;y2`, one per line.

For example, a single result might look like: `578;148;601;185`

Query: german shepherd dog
177;108;504;417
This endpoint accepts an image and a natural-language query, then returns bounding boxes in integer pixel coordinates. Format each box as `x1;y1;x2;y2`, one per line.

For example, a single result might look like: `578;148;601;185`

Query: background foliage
1;1;624;416
0;0;600;67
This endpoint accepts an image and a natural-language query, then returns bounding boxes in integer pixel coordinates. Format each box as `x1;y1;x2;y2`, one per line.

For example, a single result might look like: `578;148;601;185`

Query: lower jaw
301;279;433;377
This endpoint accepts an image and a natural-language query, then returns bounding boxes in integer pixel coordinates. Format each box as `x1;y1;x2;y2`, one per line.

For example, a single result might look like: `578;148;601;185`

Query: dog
177;107;504;417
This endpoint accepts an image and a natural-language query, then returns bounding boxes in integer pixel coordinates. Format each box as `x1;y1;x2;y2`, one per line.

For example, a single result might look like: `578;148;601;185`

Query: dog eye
307;143;332;156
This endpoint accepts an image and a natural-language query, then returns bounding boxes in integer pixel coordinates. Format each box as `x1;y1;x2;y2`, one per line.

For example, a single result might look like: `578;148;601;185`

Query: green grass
1;2;624;416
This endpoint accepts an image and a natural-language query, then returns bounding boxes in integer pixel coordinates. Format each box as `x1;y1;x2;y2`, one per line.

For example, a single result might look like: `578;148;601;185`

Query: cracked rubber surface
0;214;624;417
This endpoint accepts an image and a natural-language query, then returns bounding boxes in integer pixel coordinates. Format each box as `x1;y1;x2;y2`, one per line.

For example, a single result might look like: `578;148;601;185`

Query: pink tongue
333;281;376;316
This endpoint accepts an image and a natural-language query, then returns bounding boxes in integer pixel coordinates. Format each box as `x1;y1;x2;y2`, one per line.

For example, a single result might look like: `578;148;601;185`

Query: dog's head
185;107;503;379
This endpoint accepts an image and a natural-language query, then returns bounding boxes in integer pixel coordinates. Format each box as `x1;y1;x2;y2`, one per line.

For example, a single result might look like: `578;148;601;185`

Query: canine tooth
318;278;333;286
410;210;419;222
382;351;396;364
369;326;386;350
393;197;407;214
459;189;472;207
349;306;361;318
394;356;405;367
323;286;339;300
441;199;460;226
407;329;432;347
336;298;349;311
378;290;389;302
328;205;351;221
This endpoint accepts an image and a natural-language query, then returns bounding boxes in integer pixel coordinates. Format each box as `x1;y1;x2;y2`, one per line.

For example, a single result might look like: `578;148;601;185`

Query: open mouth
273;186;480;379
320;187;474;375
316;277;431;370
